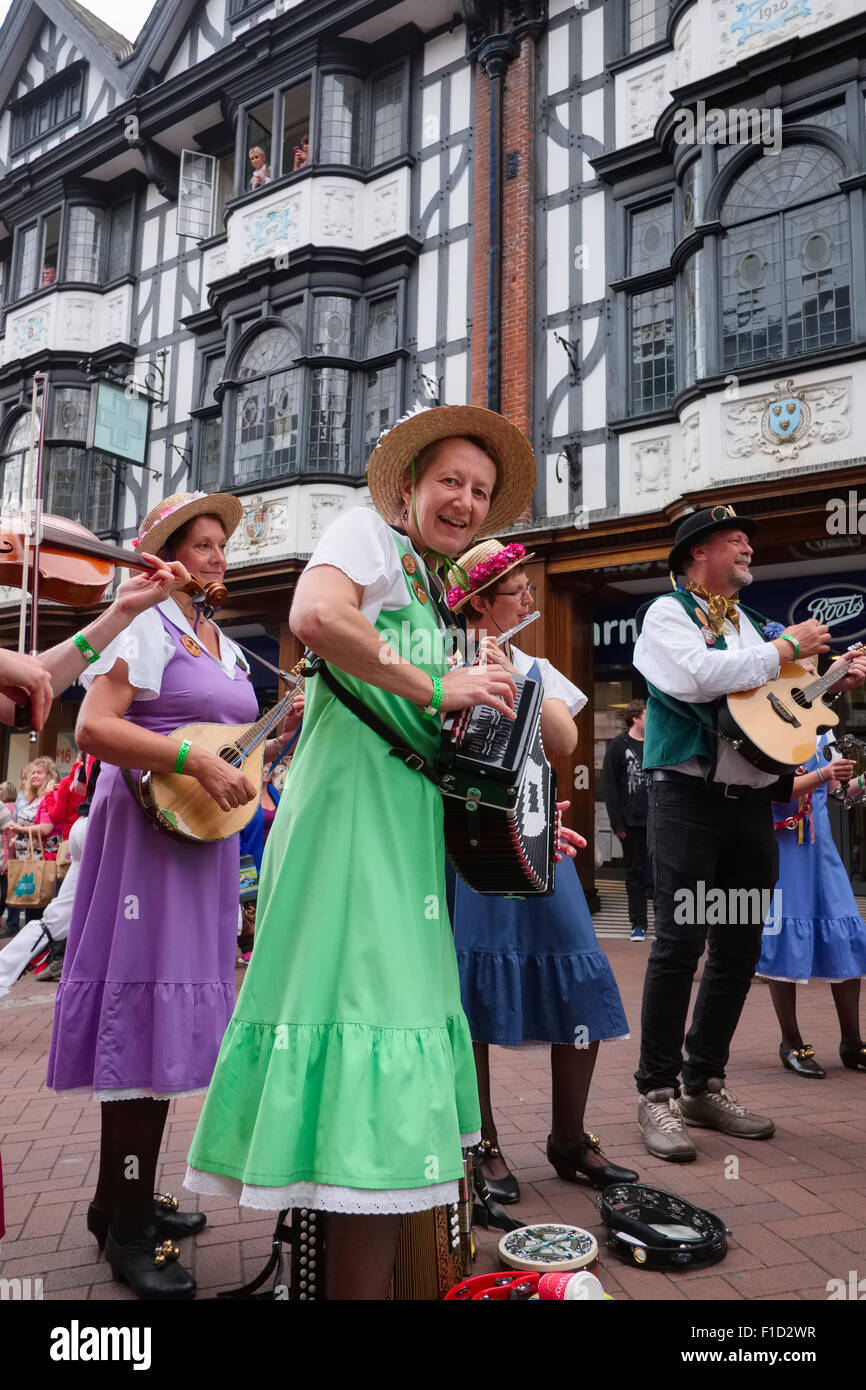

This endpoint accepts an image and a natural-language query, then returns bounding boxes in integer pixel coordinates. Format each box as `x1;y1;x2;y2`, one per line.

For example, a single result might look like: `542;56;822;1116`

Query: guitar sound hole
790;687;812;710
218;745;243;765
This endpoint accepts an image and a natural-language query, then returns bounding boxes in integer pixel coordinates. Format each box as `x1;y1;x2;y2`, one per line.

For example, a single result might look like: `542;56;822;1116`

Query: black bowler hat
668;504;757;576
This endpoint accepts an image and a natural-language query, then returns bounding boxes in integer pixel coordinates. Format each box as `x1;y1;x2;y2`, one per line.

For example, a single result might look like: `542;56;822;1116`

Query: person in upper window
293;135;309;171
41;266;57;286
248;146;271;190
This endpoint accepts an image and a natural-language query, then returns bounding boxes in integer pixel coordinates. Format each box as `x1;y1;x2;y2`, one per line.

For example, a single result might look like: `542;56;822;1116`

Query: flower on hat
375;403;432;450
446;542;527;608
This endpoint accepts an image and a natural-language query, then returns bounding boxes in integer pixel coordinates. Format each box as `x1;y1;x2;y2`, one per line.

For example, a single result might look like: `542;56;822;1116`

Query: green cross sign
87;382;150;465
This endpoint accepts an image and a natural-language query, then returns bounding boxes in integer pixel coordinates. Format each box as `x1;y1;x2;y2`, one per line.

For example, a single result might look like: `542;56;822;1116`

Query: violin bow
18;374;48;741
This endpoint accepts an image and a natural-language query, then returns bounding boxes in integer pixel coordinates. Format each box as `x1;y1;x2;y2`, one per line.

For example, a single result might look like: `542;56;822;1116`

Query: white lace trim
46;1085;210;1101
184;1168;459;1215
184;1130;480;1216
755;972;861;985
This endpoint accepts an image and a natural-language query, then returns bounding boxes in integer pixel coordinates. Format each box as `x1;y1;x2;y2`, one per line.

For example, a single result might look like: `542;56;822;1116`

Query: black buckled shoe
780;1044;825;1078
87;1193;206;1252
840;1042;866;1072
547;1132;639;1190
474;1140;520;1205
105;1224;196;1300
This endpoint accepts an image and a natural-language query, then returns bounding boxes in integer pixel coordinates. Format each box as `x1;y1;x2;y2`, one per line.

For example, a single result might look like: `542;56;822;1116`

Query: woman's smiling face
400;438;497;558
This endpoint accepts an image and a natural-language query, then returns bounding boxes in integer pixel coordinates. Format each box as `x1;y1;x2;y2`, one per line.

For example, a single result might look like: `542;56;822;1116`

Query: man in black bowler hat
632;505;866;1160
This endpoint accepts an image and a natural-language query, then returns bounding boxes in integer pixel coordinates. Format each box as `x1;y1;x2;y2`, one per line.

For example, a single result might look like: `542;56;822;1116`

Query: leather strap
307;655;445;789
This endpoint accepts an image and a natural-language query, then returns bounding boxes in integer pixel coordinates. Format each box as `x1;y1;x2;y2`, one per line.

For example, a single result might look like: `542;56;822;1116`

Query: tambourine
498;1223;598;1273
599;1183;728;1270
445;1271;539;1301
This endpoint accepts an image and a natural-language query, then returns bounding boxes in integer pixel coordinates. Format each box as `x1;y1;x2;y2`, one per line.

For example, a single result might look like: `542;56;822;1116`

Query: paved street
2;937;866;1302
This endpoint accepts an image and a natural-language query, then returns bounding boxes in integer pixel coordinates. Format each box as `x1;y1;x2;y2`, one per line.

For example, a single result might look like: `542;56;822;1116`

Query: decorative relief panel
12;309;50;355
724;377;851;465
627;67;667;141
633;437;671;494
673;19;692;85
241;194;303;265
371;181;400;242
309;494;345;541
680;413;700;477
717;0;834;65
105;293;126;344
61;299;94;345
230;493;290;564
320;187;356;240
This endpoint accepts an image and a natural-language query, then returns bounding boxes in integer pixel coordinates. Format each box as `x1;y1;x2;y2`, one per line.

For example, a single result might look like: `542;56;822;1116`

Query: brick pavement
2;941;865;1301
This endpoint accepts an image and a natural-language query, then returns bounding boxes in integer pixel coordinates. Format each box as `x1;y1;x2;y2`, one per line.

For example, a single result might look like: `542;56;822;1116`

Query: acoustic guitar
133;662;304;844
718;644;865;775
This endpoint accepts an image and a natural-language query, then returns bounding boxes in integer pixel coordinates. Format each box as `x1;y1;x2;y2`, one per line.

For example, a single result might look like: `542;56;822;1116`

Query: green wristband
422;674;443;717
780;633;800;660
73;632;100;664
174;739;192;774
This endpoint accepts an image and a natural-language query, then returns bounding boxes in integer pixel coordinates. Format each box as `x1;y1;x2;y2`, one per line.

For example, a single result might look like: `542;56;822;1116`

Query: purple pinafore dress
46;613;258;1097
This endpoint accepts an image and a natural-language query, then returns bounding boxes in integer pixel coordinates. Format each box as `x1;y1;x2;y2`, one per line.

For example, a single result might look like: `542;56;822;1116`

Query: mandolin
132;662;305;844
718;644;866;775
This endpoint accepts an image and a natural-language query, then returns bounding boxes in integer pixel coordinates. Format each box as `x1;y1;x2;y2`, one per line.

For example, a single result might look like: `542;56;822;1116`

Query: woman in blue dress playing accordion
446;540;637;1204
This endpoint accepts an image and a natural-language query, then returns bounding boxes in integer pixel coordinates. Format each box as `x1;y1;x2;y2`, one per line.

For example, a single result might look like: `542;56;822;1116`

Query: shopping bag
56;838;73;880
7;829;56;908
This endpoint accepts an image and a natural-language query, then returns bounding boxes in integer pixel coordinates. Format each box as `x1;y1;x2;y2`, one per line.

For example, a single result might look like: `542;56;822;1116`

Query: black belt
650;768;778;802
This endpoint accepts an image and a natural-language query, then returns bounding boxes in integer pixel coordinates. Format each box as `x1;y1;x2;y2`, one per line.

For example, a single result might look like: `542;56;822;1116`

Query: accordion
439;670;558;896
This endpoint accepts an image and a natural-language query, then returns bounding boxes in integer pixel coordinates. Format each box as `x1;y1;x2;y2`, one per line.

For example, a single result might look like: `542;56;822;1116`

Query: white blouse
510;645;586;718
305;508;435;625
81;598;249;701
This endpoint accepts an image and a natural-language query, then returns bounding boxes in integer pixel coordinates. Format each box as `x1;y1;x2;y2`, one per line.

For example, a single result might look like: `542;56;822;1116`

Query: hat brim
367;406;536;538
449;552;536;613
140;494;244;557
668;516;758;575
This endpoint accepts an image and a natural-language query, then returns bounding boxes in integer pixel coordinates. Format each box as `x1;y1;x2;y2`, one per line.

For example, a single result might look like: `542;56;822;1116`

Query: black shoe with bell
105;1224;197;1300
780;1044;826;1078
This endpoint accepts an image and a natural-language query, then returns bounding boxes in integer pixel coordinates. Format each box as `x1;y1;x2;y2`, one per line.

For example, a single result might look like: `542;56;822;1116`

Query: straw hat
367;405;536;538
446;538;535;613
133;491;243;556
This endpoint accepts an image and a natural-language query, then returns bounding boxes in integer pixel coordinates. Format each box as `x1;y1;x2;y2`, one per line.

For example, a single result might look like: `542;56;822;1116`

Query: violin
0;512;227;609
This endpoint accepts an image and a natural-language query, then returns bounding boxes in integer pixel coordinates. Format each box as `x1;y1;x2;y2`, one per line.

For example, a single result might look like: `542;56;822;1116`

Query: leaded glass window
51;388;90;439
720;145;851;369
798;107;846;135
199;417;222;492
66;207;104;283
683;251;704;386
15;224;40;298
365;295;398;356
0;413;35;514
313;297;355;357
363;365;398;455
45;447;115;531
233;324;302;486
373;73;404;165
631;286;675;413
107;201;134;280
681;159;702;234
307;368;353;472
629;0;668;52
320;75;363;165
630;203;672;275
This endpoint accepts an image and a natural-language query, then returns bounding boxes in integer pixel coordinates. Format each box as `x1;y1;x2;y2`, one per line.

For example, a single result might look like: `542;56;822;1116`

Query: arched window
720;144;851;368
233;324;302;486
0;412;35;513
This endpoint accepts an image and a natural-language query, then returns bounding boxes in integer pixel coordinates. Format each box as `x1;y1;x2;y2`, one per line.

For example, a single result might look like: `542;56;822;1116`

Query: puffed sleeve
305;507;412;622
79;609;174;701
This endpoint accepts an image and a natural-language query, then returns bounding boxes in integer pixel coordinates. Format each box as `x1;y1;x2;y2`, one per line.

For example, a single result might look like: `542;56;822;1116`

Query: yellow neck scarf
686;580;741;636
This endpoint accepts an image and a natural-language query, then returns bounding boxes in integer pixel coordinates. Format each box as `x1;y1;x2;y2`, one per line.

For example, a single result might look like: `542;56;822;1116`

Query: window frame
0;396;120;536
8;194;137;306
10;63;85;156
203;283;407;489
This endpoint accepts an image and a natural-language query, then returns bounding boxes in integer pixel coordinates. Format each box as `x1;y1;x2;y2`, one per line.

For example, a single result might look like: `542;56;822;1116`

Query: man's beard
724;564;753;592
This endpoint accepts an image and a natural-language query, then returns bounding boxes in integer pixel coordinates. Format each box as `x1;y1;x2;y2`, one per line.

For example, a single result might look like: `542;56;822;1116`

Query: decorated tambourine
497;1223;598;1273
599;1183;728;1269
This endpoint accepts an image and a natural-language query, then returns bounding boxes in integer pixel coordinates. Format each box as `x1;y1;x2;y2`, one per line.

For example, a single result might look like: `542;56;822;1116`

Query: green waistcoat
636;590;769;778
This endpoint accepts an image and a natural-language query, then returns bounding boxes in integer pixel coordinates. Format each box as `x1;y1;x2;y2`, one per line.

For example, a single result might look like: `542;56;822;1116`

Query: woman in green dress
185;406;578;1299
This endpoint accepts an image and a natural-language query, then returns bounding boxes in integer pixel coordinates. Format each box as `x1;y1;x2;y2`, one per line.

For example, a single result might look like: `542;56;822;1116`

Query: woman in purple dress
46;492;299;1301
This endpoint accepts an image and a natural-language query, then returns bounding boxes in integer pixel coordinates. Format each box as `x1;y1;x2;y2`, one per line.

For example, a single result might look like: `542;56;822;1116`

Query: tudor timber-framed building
1;0;865;893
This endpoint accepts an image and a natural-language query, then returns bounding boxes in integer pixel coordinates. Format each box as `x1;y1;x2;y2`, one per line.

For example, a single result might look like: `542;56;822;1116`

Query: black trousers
621;825;651;930
635;780;778;1096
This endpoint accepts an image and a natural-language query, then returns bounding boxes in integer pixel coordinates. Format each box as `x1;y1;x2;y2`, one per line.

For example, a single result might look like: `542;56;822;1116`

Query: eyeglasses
496;583;536;601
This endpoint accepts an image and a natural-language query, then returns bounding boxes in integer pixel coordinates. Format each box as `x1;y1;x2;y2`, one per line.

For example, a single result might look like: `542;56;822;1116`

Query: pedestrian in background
603;700;651;941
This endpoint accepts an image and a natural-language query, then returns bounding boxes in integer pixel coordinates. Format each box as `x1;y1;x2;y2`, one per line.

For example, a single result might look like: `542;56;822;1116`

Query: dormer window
11;65;84;154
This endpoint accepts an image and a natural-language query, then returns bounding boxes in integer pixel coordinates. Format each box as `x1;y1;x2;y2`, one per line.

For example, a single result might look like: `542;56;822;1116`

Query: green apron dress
186;533;481;1211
